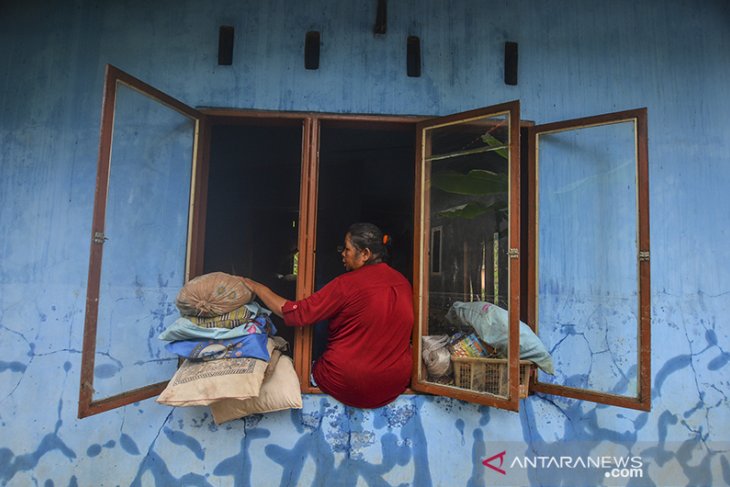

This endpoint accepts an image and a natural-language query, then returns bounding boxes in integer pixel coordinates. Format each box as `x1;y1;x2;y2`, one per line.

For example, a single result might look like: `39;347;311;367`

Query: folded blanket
159;311;276;342
186;304;256;329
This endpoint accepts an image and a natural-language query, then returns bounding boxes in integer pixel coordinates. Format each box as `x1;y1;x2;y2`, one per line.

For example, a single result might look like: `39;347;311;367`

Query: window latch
508;248;519;259
93;232;108;244
638;250;650;262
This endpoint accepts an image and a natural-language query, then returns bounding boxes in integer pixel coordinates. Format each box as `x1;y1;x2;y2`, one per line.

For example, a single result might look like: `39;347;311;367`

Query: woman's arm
243;278;287;318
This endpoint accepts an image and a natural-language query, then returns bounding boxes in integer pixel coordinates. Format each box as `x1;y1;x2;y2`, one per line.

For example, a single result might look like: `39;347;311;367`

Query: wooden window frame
193;109;426;394
526;108;651;411
430;226;443;275
409;101;524;410
78;65;208;418
80;65;650;417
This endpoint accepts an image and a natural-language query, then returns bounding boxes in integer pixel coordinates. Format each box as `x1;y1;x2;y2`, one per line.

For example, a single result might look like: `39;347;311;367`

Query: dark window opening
202;121;303;349
312;121;415;362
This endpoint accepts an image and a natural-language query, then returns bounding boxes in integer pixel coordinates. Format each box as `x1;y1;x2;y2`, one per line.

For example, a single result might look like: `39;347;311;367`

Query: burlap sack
176;272;253;317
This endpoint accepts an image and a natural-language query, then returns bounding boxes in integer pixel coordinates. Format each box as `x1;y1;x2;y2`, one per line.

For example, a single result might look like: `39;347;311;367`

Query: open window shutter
410;101;523;411
78;65;206;418
527;108;651;411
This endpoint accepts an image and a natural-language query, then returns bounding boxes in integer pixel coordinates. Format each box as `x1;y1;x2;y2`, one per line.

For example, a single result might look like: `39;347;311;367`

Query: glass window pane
93;82;196;400
419;112;515;400
536;121;639;396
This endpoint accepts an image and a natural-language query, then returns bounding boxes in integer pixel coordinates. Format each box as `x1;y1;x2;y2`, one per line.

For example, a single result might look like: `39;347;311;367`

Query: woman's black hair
347;222;390;264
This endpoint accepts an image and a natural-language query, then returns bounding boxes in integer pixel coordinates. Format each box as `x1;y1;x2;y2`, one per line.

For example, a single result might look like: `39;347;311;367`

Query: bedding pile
157;272;302;424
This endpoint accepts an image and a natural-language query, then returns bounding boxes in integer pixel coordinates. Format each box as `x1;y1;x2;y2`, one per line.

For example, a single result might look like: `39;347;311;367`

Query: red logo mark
483;450;507;475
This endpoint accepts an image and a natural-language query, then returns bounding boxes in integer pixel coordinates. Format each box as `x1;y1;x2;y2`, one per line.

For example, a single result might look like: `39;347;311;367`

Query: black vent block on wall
374;0;387;34
407;36;421;77
305;31;320;70
218;26;234;65
504;41;518;85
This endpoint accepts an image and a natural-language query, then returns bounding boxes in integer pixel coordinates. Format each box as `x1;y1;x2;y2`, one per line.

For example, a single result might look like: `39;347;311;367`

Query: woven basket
451;357;532;398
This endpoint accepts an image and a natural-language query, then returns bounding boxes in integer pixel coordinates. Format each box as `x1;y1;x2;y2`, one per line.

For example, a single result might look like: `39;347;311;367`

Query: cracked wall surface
1;0;730;485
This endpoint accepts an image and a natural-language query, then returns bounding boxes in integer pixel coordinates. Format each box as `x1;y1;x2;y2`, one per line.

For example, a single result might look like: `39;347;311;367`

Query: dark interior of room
203;121;303;349
202;118;415;362
313;121;415;360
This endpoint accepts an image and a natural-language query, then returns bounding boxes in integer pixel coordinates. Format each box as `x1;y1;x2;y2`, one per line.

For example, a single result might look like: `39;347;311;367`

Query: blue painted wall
1;0;729;485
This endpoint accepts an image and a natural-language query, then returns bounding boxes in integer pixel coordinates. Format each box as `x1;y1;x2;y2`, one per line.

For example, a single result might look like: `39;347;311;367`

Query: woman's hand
241;277;287;318
242;277;260;295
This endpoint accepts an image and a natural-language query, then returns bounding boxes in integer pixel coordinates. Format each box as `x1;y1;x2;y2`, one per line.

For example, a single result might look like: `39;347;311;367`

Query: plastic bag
421;335;452;379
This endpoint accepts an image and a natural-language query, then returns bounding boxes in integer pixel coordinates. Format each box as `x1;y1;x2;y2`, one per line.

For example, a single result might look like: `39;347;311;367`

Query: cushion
156;338;278;407
209;355;302;424
445;301;555;374
163;333;270;361
176;272;253;317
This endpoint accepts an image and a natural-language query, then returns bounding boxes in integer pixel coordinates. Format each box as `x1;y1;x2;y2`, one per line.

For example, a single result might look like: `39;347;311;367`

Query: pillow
176;272;253;317
445;301;555;374
157;338;278;407
209;355;302;424
163;333;270;361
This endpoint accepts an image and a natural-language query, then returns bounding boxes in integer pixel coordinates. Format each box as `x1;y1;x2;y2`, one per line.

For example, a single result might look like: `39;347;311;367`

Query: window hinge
508;248;519;259
638;250;650;262
93;232;108;244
